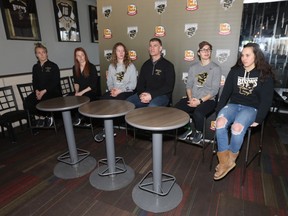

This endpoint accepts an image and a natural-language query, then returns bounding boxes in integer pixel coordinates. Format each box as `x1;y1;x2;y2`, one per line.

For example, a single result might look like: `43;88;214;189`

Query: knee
216;116;227;129
231;122;244;135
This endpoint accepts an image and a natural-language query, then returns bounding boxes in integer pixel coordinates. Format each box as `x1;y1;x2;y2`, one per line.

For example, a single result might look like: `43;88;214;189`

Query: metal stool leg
242;123;264;186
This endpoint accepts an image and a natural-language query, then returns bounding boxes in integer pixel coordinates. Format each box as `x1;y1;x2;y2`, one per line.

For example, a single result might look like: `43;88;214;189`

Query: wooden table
79;100;135;191
125;107;190;213
36;96;96;179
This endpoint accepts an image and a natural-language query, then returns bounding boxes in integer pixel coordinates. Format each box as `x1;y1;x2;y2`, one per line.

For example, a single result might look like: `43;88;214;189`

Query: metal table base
132;177;183;213
54;156;96;179
89;165;134;191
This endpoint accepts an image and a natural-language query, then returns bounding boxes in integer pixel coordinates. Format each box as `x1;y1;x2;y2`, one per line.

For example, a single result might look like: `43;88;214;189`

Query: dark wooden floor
0;113;288;216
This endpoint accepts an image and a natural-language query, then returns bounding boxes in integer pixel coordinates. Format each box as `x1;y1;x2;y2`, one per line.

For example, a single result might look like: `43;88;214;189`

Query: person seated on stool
102;42;138;100
126;38;175;108
71;47;100;126
24;43;62;128
175;41;221;144
214;43;274;180
95;42;138;142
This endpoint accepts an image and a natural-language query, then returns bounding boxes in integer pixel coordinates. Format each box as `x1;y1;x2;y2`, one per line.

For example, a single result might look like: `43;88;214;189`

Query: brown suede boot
228;151;239;164
215;150;239;171
214;150;236;180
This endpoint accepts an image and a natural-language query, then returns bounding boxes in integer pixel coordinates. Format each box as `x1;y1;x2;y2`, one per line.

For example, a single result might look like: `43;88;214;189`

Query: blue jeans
216;104;257;153
126;93;170;108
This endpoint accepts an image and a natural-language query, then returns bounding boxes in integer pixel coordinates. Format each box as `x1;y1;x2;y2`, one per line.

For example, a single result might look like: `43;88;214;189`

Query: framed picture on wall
89;5;98;43
52;0;81;42
0;0;41;41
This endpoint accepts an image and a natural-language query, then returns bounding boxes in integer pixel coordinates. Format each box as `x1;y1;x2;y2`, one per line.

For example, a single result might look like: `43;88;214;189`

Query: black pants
24;92;61;116
174;98;216;131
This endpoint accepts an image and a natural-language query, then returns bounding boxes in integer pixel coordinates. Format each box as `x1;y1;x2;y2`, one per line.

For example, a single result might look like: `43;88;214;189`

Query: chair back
60;76;73;96
0;86;20;114
16;83;34;103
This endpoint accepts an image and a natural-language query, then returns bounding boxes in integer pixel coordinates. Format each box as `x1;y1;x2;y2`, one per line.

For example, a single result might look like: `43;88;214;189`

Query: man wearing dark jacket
127;38;175;108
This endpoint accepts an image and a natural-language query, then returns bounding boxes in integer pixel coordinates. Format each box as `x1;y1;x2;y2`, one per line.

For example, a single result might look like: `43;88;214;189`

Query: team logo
220;0;234;10
154;26;165;37
104;50;112;62
197;72;208;86
102;6;112;18
184;50;195;61
127;26;138;39
129;50;137;61
185;23;198;38
116;71;125;82
103;28;112;39
186;0;198;11
219;23;231;35
155;1;167;14
216;49;230;63
182;72;188;84
238;77;258;96
127;4;137;16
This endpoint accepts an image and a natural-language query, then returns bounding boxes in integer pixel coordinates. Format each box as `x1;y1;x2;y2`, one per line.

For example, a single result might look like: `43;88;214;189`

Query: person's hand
110;88;121;97
250;122;259;127
75;92;83;96
187;98;199;107
36;89;46;100
140;92;151;103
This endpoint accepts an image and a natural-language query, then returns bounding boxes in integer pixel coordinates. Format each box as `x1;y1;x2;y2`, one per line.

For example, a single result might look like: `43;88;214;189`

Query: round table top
79;100;135;118
36;96;90;112
125;107;190;131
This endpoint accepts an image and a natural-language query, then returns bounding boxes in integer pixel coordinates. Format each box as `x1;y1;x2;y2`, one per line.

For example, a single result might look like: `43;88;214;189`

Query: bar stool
210;122;265;186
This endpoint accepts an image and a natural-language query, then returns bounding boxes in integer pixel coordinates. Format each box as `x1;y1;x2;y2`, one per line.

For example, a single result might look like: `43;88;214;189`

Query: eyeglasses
199;49;212;53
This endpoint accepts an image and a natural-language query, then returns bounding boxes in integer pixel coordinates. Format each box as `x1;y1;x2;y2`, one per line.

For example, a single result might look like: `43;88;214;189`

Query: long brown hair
234;43;274;82
74;47;90;78
110;42;131;70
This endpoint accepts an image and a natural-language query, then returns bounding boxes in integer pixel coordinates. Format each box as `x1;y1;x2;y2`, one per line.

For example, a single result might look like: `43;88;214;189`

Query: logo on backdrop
127;26;138;39
104;50;112;62
219;23;231;35
184;50;195;61
102;6;112;18
129;50;137;61
220;0;235;10
186;0;198;11
155;1;167;14
216;49;230;63
154;26;165;37
103;28;112;39
185;23;198;38
127;4;137;16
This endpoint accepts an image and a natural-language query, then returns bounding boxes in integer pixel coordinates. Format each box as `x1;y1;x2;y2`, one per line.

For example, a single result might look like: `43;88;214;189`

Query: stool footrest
138;171;176;196
98;157;127;176
57;148;90;165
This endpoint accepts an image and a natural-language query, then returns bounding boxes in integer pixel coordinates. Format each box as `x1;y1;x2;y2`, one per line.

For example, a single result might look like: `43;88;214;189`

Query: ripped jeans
216;104;257;153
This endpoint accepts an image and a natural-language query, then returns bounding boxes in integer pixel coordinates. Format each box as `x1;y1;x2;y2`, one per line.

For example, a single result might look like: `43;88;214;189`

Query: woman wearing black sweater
214;43;274;180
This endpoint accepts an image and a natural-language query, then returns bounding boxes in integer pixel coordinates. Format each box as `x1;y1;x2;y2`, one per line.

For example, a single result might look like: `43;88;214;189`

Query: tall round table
79;100;135;191
125;107;189;213
36;96;96;179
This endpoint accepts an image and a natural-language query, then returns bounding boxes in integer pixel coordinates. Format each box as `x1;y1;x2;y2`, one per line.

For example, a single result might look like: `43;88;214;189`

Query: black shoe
45;116;54;127
73;117;82;126
36;119;45;127
94;130;105;142
178;129;192;140
192;131;203;144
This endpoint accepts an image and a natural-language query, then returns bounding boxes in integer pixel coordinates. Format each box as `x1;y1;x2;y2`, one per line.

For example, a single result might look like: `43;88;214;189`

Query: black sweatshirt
32;60;61;96
216;66;274;123
136;56;175;99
